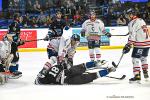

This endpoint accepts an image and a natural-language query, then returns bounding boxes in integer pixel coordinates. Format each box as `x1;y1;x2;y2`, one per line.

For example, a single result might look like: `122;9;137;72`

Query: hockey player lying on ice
35;60;116;85
35;33;116;85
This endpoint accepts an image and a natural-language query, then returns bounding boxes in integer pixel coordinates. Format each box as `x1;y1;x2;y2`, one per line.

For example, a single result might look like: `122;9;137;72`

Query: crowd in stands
0;0;150;28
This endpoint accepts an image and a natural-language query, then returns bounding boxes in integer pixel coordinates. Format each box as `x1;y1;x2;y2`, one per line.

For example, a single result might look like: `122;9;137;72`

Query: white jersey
82;19;106;41
47;29;77;59
58;35;76;59
47;37;61;52
128;17;150;47
0;41;11;64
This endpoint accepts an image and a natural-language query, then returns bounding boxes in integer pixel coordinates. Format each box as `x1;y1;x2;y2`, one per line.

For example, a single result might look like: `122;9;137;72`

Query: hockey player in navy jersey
44;10;69;59
5;14;25;79
123;8;150;83
35;56;116;85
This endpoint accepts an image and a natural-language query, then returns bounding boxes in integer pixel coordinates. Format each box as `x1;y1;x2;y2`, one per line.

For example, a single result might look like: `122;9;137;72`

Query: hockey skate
143;70;149;81
0;73;7;85
8;71;22;79
107;66;116;73
96;60;108;69
129;74;141;84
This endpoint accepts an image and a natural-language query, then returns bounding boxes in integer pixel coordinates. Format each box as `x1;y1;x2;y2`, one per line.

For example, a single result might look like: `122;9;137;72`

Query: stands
0;0;150;29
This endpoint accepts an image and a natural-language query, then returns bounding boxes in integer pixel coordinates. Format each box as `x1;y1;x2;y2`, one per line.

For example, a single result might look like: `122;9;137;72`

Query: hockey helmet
71;34;80;41
90;10;96;16
126;8;136;15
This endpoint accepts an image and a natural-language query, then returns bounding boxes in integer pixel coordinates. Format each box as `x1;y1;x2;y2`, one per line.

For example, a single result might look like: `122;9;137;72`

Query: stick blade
112;61;117;68
120;75;126;80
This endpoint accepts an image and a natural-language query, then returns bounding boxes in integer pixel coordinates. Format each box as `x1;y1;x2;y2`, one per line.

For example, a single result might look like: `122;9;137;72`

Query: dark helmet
71;34;80;41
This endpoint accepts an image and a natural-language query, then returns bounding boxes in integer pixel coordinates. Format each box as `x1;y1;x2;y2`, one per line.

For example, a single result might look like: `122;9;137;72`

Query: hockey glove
43;35;49;41
81;29;85;37
105;32;111;38
123;43;131;54
19;40;25;45
64;26;70;30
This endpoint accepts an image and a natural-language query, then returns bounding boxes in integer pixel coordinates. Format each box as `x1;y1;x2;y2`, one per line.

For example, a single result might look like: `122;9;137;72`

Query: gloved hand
64;26;70;30
43;36;49;41
123;43;132;54
57;54;65;64
19;40;25;45
81;30;85;37
105;32;111;38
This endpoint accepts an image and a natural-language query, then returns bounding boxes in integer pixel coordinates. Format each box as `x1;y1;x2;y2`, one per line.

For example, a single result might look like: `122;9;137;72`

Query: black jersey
8;20;20;35
8;20;21;43
49;18;66;37
38;65;64;84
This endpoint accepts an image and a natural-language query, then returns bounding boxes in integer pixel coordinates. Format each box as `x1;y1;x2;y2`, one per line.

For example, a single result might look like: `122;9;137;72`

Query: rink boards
0;26;150;52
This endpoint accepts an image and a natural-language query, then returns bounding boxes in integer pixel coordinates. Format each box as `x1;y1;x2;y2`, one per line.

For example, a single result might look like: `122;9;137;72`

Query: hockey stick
111;33;129;36
112;53;124;68
24;39;45;42
106;75;126;80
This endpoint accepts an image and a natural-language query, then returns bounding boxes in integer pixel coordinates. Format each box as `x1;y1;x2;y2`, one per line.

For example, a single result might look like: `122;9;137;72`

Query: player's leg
88;40;95;61
140;48;149;79
65;67;115;84
38;56;58;78
129;47;142;83
0;64;6;85
47;47;58;59
9;52;22;79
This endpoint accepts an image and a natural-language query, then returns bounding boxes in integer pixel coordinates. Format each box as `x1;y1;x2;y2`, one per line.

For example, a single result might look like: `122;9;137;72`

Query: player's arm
100;22;111;37
80;21;86;37
58;36;67;63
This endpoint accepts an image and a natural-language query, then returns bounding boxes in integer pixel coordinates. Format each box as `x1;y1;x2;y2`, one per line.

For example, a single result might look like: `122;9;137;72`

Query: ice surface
0;50;150;100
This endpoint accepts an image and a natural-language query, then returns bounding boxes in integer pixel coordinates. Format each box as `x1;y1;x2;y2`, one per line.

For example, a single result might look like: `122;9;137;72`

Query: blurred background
0;0;150;29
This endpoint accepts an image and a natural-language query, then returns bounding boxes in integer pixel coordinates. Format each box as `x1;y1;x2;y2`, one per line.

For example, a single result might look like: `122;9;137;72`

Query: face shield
71;40;80;48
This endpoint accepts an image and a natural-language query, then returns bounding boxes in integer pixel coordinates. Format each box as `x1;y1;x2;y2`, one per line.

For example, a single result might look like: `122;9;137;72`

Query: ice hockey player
38;33;80;80
123;8;150;83
35;59;116;85
44;10;69;59
81;10;111;65
0;34;14;85
4;13;25;79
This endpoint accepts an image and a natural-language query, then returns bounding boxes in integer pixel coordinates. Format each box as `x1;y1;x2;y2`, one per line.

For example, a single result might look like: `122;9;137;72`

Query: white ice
0;49;150;100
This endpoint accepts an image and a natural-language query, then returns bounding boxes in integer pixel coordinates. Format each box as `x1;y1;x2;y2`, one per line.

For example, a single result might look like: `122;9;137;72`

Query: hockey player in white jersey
38;33;80;78
123;8;150;83
0;34;14;84
81;11;111;66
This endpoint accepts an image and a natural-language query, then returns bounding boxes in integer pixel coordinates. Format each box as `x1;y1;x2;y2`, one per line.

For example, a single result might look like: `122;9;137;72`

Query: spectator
73;10;82;26
26;0;34;13
33;0;42;13
37;11;47;26
117;14;127;26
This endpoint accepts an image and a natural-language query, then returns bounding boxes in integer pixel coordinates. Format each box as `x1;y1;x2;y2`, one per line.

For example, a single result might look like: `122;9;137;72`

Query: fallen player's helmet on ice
71;34;80;41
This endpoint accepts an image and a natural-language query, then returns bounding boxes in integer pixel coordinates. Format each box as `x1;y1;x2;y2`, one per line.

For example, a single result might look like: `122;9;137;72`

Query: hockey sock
96;69;109;78
9;64;19;72
85;61;96;69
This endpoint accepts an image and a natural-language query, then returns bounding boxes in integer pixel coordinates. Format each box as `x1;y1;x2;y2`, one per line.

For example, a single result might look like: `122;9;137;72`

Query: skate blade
129;80;141;84
8;74;22;79
145;78;149;82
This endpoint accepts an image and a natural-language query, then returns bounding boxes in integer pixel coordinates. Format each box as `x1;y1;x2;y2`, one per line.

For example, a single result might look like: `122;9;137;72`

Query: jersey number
141;25;150;38
49;67;59;77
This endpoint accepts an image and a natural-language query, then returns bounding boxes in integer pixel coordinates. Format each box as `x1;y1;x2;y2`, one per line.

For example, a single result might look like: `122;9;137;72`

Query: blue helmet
71;34;80;41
